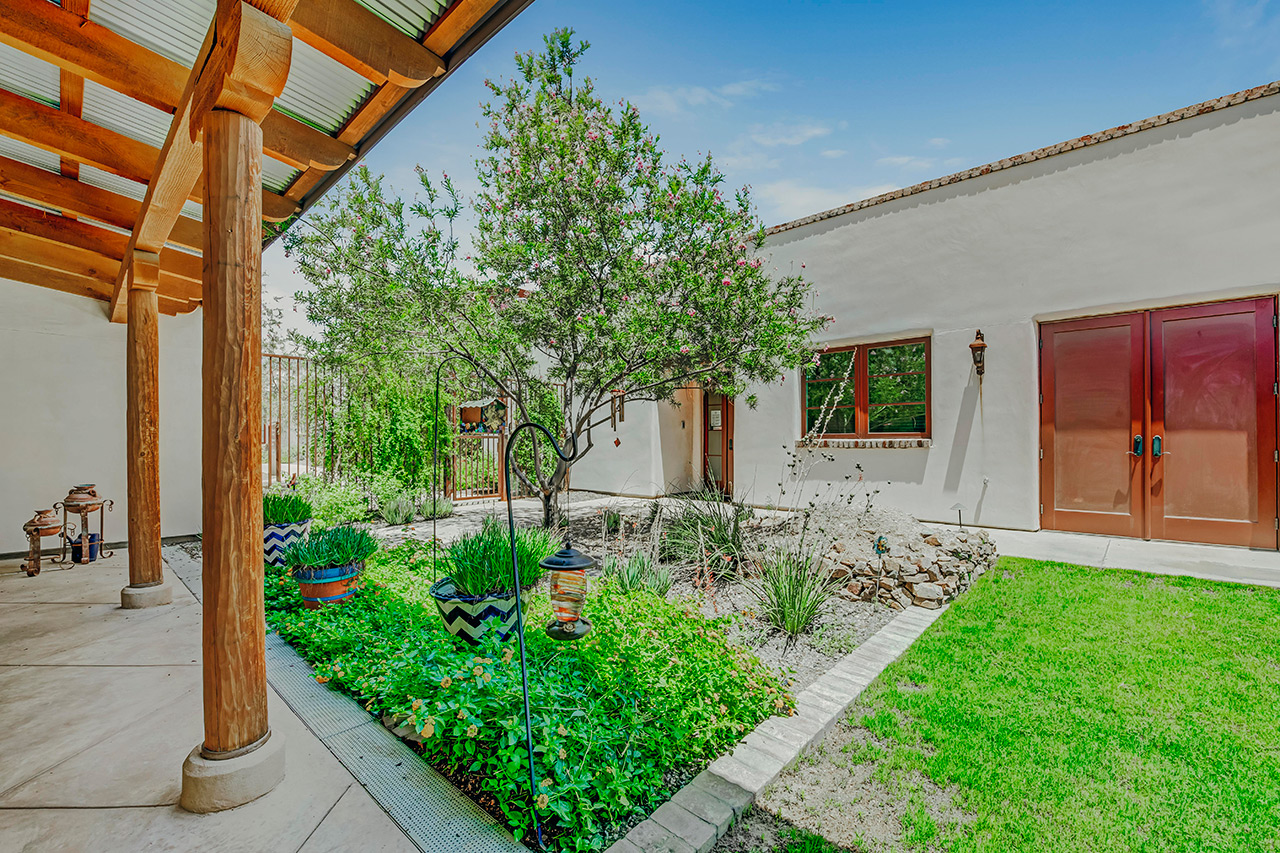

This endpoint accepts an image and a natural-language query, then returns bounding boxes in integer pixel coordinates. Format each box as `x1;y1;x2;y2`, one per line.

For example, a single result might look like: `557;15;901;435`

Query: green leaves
262;493;313;525
446;517;558;596
282;525;379;570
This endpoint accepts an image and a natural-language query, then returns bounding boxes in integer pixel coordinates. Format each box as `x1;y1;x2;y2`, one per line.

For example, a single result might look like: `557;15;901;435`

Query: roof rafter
0;154;203;251
289;0;444;87
108;0;298;323
0;88;299;221
0;0;353;172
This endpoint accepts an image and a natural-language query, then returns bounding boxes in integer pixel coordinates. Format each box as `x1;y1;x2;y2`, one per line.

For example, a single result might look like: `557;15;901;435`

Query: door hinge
1039;337;1044;350
1040;503;1044;515
1274;314;1278;328
1039;448;1044;459
1039;393;1044;404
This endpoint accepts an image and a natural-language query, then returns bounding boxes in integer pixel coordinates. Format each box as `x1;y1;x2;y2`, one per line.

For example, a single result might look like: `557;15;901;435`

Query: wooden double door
1040;298;1278;549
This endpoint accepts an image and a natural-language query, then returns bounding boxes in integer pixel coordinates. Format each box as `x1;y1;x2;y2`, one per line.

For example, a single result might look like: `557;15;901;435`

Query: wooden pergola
0;0;532;812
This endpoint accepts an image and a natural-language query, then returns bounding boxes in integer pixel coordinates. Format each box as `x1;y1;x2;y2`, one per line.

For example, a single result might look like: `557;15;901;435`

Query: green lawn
851;557;1280;853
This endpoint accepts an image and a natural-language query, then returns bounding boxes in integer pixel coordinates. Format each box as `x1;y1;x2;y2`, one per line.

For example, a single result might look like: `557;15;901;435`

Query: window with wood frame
803;337;931;437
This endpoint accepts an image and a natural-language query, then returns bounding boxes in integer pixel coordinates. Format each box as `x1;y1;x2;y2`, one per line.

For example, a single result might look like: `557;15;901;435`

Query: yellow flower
501;648;514;664
457;709;467;720
482;673;492;683
536;794;549;810
422;720;435;738
411;698;422;711
440;677;453;689
539;778;552;789
557;724;568;736
558;747;567;760
466;724;478;737
316;675;330;684
472;665;484;677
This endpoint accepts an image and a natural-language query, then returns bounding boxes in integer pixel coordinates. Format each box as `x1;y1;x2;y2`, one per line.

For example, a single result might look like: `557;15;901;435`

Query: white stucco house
571;81;1280;551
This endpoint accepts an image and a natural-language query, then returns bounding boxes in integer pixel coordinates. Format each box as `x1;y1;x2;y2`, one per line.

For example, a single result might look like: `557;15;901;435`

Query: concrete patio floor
0;550;417;853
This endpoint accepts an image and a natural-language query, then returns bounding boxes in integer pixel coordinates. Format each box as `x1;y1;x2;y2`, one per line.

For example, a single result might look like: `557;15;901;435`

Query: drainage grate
265;633;370;739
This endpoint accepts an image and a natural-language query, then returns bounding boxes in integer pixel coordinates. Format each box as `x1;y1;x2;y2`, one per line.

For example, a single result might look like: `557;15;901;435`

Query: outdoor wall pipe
503;422;579;850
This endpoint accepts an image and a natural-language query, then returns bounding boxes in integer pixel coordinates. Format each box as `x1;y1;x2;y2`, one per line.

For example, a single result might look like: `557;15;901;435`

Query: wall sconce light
969;330;987;377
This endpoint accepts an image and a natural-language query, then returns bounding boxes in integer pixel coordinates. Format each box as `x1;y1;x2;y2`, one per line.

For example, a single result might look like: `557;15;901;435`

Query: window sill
796;437;932;449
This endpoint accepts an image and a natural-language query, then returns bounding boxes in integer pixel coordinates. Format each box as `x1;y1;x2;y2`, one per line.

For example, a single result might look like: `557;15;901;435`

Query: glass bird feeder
543;540;597;641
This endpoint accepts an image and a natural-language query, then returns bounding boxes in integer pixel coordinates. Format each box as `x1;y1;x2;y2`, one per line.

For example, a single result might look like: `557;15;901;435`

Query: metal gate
262;353;337;485
450;432;503;501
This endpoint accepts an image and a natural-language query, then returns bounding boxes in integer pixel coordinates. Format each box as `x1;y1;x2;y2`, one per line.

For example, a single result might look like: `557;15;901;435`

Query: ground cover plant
755;557;1280;852
265;541;793;850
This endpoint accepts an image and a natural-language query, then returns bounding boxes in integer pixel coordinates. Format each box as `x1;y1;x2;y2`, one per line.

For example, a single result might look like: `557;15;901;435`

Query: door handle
1152;435;1168;458
1128;435;1143;457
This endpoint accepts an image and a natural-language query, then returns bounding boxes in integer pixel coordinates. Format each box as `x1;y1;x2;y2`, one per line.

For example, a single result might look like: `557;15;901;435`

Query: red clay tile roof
766;80;1280;236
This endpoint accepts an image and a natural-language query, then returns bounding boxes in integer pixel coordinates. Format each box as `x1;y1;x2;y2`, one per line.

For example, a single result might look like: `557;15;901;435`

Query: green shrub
263;493;313;525
264;545;791;851
446;517;559;596
294;475;369;526
283;525;379;571
604;553;671;597
380;493;416;525
420;496;453;519
661;490;751;569
602;508;622;534
745;548;841;638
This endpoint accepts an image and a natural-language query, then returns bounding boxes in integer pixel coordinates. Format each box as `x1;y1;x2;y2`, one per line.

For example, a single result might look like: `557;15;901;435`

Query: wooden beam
0;254;111;301
289;0;444;87
0;0;353;172
57;71;83;183
424;0;504;55
125;251;166;603
0;155;203;251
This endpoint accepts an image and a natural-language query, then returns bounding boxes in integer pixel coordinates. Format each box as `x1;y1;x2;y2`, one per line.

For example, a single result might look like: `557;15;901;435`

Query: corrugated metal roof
0;135;61;173
82;79;173;148
0;41;61;107
261;155;300;193
89;0;212;68
276;37;374;134
356;0;453;40
79;164;205;221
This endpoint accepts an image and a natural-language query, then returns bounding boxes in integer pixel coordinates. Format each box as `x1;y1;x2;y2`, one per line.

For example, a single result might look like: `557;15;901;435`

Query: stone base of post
179;729;285;813
120;579;174;609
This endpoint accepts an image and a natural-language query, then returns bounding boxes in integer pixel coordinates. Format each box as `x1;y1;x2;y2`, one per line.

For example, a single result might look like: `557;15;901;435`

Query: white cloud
943;156;968;168
630;78;777;117
820;149;848;159
927;137;952;148
877;155;936;170
749;121;831;147
755;179;900;222
1203;0;1280;46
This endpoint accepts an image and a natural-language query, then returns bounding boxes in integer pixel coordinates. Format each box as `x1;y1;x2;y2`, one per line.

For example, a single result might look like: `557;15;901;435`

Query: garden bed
265;540;794;851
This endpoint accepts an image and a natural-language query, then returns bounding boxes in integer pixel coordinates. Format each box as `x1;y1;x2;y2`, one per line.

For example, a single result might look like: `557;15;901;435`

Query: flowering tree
286;30;829;526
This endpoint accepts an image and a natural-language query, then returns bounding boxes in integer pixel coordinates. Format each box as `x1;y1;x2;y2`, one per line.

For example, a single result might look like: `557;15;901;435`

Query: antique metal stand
20;509;63;577
51;484;114;565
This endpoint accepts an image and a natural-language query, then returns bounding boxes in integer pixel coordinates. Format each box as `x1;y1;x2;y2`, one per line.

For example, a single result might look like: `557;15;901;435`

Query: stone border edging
606;605;948;853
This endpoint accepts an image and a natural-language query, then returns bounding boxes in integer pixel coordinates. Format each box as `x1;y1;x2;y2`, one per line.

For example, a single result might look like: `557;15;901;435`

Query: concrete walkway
963;526;1280;588
0;551;418;852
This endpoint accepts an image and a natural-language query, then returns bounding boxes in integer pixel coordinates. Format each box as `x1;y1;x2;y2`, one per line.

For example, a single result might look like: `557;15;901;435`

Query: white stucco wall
574;94;1280;529
0;284;203;554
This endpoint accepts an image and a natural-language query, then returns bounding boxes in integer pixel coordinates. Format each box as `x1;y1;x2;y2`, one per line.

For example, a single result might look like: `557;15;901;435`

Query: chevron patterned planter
429;578;529;646
264;520;311;568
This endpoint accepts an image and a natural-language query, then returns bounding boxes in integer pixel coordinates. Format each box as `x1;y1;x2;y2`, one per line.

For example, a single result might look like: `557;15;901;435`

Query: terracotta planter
291;561;362;610
264;519;311;568
23;509;62;538
63;484;104;512
429;578;529;645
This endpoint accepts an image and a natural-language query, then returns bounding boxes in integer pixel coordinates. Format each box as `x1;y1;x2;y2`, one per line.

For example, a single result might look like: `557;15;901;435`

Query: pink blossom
722;278;732;286
680;346;689;353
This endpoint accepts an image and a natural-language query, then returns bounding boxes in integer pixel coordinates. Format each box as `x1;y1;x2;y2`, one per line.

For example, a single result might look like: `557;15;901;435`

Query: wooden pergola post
121;250;172;608
180;0;294;813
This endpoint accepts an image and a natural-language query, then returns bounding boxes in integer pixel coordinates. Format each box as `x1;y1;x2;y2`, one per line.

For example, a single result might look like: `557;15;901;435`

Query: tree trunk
542;490;558;530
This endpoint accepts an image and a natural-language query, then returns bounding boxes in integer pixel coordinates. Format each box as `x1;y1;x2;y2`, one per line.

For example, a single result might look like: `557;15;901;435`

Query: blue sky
263;0;1280;327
